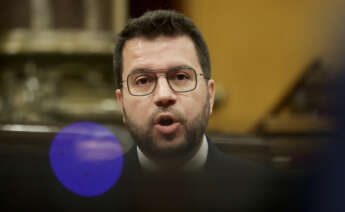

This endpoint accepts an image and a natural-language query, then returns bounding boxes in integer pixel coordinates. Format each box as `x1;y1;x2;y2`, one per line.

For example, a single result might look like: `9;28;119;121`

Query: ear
207;79;215;114
115;89;126;123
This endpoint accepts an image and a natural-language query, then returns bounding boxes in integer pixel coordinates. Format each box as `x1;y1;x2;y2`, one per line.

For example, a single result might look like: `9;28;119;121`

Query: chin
147;135;192;158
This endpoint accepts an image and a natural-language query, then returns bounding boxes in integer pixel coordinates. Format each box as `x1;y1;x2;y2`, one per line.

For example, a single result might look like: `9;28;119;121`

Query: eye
171;71;191;81
135;76;150;85
133;73;155;86
176;73;189;80
136;77;147;85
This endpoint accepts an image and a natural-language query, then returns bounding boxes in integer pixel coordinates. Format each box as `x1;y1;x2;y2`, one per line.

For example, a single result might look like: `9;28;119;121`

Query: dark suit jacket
2;138;284;212
78;138;282;212
119;140;279;212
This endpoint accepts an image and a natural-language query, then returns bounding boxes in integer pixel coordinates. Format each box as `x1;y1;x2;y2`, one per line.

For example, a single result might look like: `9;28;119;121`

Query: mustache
149;108;186;125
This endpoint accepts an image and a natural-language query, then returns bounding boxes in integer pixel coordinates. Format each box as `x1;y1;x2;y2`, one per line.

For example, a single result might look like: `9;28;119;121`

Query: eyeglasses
121;66;209;96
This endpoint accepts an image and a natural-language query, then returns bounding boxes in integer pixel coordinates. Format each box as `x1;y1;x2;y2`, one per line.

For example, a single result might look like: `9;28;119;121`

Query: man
108;10;282;212
114;9;215;172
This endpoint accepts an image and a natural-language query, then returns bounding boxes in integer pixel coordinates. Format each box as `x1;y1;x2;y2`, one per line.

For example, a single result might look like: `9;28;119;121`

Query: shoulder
206;138;272;176
204;138;283;212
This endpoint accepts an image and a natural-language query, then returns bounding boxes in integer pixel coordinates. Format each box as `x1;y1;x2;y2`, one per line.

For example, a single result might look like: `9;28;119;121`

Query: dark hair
113;10;211;89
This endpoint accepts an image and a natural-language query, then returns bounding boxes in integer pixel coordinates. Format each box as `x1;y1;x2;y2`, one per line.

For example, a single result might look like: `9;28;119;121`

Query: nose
153;77;176;108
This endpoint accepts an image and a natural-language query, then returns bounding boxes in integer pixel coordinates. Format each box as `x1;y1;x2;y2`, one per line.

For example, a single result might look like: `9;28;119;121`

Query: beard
122;96;210;160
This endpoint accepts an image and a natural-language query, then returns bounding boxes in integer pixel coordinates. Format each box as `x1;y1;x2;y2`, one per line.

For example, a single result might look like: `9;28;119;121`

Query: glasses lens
167;68;197;92
128;71;156;95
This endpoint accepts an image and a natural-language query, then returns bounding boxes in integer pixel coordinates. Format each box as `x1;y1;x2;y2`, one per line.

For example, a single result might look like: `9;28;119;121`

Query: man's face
116;36;215;160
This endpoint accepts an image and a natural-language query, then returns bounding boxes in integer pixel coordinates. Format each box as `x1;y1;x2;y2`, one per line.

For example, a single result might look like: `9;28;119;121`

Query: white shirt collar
137;135;208;172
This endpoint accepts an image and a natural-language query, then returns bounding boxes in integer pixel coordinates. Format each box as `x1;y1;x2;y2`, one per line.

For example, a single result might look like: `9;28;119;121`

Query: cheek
182;92;207;118
123;98;152;122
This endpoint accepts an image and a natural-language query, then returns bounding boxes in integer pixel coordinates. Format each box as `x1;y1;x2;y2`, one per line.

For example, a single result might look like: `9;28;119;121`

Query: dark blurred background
1;1;345;210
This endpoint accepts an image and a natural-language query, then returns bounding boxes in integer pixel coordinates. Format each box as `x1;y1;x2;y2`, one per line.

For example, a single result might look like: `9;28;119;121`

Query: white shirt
137;135;208;172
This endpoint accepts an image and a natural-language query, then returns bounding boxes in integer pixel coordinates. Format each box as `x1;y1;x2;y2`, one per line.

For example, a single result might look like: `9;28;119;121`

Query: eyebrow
129;65;194;75
129;68;154;75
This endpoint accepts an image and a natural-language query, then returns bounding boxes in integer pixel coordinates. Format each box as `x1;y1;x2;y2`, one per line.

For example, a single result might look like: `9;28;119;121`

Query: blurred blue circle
50;122;123;197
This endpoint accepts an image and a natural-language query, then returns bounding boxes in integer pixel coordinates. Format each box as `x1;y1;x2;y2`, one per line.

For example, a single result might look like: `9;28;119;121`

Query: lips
154;113;180;134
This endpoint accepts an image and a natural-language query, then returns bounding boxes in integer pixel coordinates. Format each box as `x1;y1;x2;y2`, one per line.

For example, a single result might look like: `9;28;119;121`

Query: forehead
122;36;201;76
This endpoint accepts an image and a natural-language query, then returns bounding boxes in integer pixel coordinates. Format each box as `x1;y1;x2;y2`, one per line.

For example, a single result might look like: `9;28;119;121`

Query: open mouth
154;114;179;134
159;117;174;126
155;114;176;126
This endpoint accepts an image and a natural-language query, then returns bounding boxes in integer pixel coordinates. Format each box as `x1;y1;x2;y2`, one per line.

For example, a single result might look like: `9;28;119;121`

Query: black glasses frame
121;67;209;96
